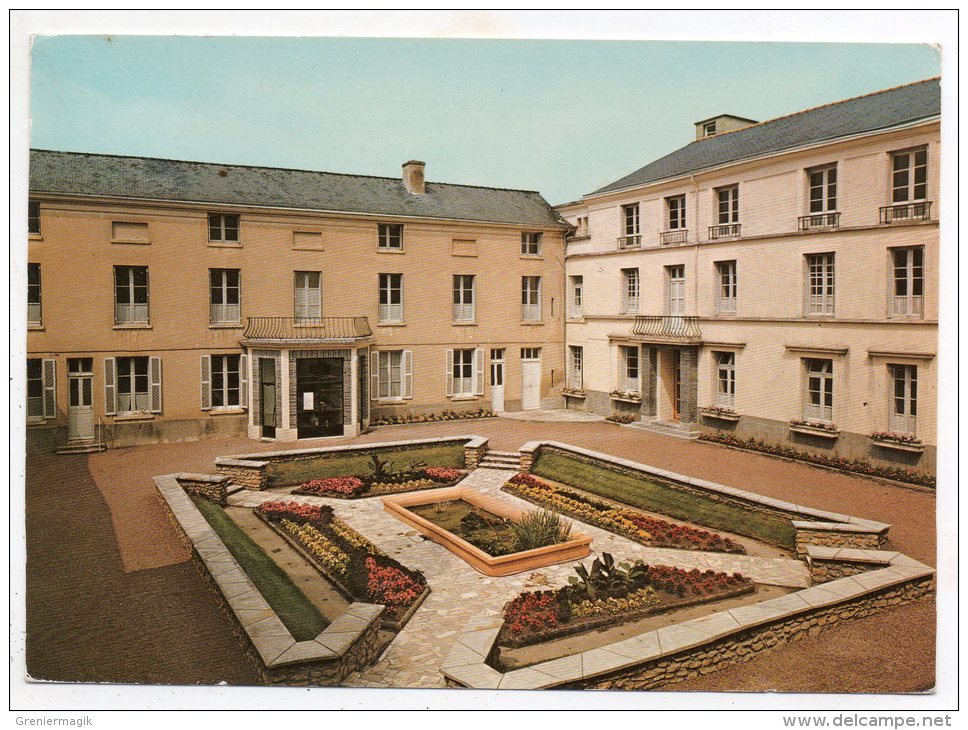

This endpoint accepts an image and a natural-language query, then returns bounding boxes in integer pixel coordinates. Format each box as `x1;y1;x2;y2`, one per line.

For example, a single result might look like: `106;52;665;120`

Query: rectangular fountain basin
382;486;592;577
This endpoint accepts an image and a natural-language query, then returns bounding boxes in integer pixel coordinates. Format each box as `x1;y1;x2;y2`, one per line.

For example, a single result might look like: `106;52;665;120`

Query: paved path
228;468;809;688
497;409;604;423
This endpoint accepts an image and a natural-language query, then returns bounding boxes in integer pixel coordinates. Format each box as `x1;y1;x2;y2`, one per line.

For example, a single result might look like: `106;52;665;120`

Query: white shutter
371;351;380;400
200;355;211;410
149;356;163;414
104;358;116;416
474;348;484;395
403;350;413;399
445;349;454;396
42;359;56;418
239;354;248;408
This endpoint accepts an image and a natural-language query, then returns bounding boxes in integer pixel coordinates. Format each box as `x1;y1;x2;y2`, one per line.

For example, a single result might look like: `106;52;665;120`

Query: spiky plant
510;510;572;551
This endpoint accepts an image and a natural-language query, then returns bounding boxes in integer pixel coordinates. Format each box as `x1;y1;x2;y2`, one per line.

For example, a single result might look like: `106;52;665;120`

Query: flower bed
255;500;428;626
698;432;934;488
498;554;754;648
370;407;496;426
504;473;746;554
293;467;466;499
606;414;637;424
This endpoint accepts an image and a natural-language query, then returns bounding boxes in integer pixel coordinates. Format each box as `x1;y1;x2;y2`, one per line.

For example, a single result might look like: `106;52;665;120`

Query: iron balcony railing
880;201;932;224
243;317;372;341
798;212;841;231
660;229;688;245
708;223;741;240
617;235;642;250
630;315;702;343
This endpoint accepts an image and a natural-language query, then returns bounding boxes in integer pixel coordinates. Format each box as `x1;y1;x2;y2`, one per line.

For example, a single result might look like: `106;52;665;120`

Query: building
557;78;939;474
26;152;568;449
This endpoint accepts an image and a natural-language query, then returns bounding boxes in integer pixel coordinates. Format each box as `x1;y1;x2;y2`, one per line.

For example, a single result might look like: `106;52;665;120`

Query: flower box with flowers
561;388;587;399
700;406;740;422
789;419;840;439
870;431;925;453
610;390;642;404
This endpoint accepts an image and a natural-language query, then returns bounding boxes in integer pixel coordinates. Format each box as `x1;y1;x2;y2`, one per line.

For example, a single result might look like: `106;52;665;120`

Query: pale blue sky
30;36;940;204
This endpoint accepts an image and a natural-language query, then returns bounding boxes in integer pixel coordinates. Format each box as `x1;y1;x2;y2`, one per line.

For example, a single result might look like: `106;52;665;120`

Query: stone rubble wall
795;527;883;554
176;473;230;506
215;459;270;491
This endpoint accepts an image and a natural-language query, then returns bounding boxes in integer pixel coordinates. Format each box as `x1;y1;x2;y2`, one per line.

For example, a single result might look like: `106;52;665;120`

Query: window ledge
374;397;411;404
113;413;155;422
610;394;642;404
28;323;44;331
452;321;478;327
28;234;42;241
292;246;325;252
207;242;242;248
789;423;839;439
870;436;925;453
520;255;544;260
209;323;244;329
520;320;544;326
113;324;152;330
111;239;151;245
448;395;480;402
26;417;51;427
208;407;247;416
376;248;405;254
377;321;406;327
451;252;478;258
700;407;740;422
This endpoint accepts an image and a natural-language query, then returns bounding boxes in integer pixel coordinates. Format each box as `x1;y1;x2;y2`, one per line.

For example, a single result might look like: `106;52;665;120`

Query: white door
521;349;541;410
490;349;505;412
668;266;685;316
68;358;94;440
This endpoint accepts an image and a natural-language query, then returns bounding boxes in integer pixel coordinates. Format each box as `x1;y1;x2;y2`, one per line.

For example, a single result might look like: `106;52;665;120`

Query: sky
29;35;941;205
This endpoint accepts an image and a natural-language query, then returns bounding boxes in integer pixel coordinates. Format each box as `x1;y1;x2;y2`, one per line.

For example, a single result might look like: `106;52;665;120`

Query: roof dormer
695;114;759;140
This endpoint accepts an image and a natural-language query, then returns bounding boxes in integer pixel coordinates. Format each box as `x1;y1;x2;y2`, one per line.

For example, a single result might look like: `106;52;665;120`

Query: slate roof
29;149;568;229
593;78;940;196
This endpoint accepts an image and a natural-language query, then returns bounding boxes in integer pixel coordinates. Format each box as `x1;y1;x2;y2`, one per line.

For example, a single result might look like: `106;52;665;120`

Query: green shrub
510;510;572;551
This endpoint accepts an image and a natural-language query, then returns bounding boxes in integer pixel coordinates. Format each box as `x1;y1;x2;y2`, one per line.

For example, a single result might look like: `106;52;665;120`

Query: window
808;165;837;213
447;348;483;397
621;268;639;314
521;347;541;360
569;346;583;390
28;201;40;235
619;345;639;393
378;224;403;250
888;364;918;434
208;213;240;243
490;349;504;387
892;147;927;203
805;253;835;315
619;204;640;248
210;269;241;324
294;271;321;321
575;216;589;238
714;352;735;407
452;275;476;322
891;247;924;317
201;354;246;409
803;358;833;422
667;195;686;230
569;275;583;318
715;261;737;314
27;358;56;420
27;263;41;325
379;273;403;322
372;350;412;400
521;232;542;255
667;265;685;316
522;276;541;321
703;121;717;138
106;356;162;415
114;266;149;324
717;186;739;224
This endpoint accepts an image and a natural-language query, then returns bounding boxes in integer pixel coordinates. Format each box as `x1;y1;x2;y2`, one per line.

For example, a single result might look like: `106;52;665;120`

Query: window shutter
309;279;321;317
445;349;454;396
149;356;163;414
239;354;248;408
104;358;116;415
42;359;56;418
200;356;211;410
403;350;413;399
371;351;380;400
474;348;484;395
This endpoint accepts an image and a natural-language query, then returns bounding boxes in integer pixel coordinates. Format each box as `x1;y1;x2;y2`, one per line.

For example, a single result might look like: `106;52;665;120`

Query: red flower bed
294;476;367;497
365;557;425;616
256;500;332;524
422;466;464;481
623;514;744;553
643;564;748;598
503;590;562;638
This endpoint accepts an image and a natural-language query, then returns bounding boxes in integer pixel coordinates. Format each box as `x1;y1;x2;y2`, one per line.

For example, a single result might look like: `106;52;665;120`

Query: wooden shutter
104;358;116;415
200;355;211;410
371;351;380;400
445;349;454;396
474;348;484;395
42;359;56;418
239;354;248;408
403;350;413;399
149;356;163;413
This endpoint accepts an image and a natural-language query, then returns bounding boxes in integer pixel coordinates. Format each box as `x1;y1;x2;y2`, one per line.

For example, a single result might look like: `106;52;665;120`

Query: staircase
477;450;520;470
627;419;700;441
56;440;107;454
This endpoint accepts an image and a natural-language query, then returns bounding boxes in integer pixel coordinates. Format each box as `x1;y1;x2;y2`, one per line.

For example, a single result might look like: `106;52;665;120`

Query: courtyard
25;416;936;693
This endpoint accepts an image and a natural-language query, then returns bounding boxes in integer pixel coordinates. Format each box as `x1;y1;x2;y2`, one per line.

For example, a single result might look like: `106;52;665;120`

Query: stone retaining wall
794;522;885;555
215;458;270;491
804;546;900;584
176;473;231;506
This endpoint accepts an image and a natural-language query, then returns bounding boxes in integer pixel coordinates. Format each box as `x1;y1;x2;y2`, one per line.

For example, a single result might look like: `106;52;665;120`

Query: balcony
708;223;741;240
880;201;932;224
660;230;688;245
630;315;702;344
798;212;840;231
242;317;372;344
617;235;641;250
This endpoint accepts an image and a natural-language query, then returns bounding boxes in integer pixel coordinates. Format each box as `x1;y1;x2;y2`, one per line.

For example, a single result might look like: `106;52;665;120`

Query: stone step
480;454;519;462
56;441;107;454
479;457;520;466
484;451;519;458
477;463;520;471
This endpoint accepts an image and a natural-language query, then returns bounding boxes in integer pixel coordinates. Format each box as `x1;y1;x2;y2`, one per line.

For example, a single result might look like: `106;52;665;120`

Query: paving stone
529;653;582;681
272;640;335;666
315;631;360;654
246;616;292;638
580;647;637;678
497;666;558;690
604;631;661;661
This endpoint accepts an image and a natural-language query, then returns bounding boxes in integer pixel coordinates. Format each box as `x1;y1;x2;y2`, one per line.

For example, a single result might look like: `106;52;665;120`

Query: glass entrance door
260;358;276;438
296;357;343;438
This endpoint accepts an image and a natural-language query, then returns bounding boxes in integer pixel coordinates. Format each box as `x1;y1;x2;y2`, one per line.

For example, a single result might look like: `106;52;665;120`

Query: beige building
27;152;567;448
557;78;939;474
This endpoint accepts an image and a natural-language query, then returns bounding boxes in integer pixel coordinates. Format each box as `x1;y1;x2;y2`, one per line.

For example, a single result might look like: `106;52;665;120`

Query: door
490;348;505;412
296;357;344;438
672;350;682;421
668;265;685;316
260;358;277;438
68;358;94;440
521;348;541;410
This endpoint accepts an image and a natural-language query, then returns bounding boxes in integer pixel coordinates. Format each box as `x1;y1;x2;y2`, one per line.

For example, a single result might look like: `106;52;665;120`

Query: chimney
402;160;426;195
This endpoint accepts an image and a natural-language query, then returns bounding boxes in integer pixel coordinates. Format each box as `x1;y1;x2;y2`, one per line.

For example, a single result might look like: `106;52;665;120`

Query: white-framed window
622;203;640;235
807;164;837;213
888;364;918;435
378;223;403;250
521;347;541;360
803;358;833;422
490;348;504;387
371;350;413;400
208;213;240;243
521;276;541;321
446;348;483;397
28;200;40;235
201;354;247;410
569;345;583;390
105;356;162;415
717;186;739;224
27;358;56;420
715;260;737;314
569;275;583;318
667;195;686;230
379;273;403;322
891;147;928;203
891;247;924;317
210;269;241;324
714;351;735;407
521;232;542;255
452;274;476;322
294;271;321;321
27;263;41;325
805;253;835;315
666;265;685;316
618;345;639;393
702;120;717;138
621;268;639;314
114;265;149;324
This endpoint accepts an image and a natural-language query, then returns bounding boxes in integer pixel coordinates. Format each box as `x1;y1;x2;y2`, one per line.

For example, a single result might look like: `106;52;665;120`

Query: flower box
562;389;587;399
870;436;925;453
700;407;740;423
789;423;840;439
610;392;642;404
